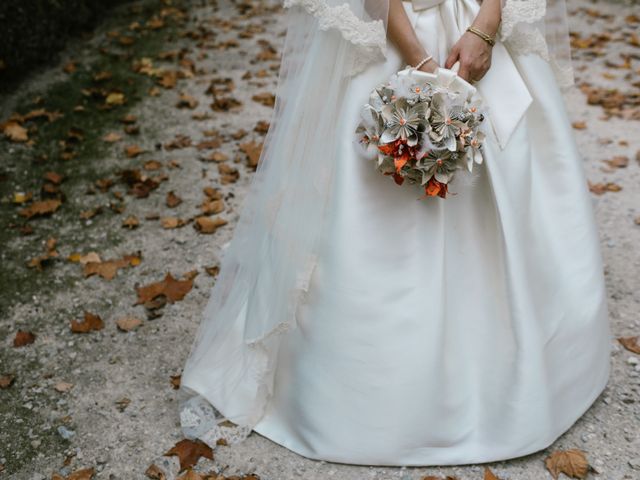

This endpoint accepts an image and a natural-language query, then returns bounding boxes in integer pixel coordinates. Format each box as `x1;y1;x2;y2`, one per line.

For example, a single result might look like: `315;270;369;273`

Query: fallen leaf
2;121;28;142
161;217;187;229
239;141;263;169
164;439;213;472
122;215;140;229
83;254;141;280
177;93;199;109
251;92;275;107
135;273;194;305
13;330;36;347
618;336;640;354
0;374;16;389
194;216;227;234
106;92;126;106
545;449;590;479
70;312;104;333
18;199;62;218
166;191;183;208
602;155;629;168
125;145;145;158
571;121;587;130
115;397;131;412
116;316;143;332
103;132;122;143
145;464;166;480
68;467;95;480
54;382;74;393
170;374;181;389
484;467;502;480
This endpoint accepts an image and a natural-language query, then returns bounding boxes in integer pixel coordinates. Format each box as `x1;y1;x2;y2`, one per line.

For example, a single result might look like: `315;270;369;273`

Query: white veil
177;0;574;449
177;0;390;447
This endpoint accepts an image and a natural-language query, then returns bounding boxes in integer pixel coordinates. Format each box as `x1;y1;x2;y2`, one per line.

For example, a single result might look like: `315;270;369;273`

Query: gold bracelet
466;26;495;46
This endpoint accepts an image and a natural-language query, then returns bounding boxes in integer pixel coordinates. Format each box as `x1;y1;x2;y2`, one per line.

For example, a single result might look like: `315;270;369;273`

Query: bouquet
354;67;486;199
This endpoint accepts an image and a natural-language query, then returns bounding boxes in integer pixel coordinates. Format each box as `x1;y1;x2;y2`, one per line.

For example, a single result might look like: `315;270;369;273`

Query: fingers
444;46;459;70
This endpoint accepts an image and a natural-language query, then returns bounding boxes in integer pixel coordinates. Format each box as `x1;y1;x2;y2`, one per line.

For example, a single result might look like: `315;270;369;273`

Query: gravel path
0;0;638;479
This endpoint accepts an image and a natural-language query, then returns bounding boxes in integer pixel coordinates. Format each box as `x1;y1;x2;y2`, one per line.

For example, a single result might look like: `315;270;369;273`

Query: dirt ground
1;0;639;479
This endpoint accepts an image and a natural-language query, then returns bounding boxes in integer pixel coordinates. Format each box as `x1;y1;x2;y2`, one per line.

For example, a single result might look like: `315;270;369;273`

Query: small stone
629;457;640;470
57;426;75;440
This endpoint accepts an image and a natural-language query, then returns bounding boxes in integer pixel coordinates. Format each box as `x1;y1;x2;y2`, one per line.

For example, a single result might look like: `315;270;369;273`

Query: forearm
386;0;429;67
471;0;501;37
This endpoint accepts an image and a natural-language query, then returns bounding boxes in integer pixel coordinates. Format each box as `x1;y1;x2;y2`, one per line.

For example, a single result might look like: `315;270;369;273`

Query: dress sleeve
498;0;574;88
283;0;389;75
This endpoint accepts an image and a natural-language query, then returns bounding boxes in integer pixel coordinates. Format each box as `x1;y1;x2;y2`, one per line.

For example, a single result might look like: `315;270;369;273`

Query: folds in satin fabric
246;0;611;466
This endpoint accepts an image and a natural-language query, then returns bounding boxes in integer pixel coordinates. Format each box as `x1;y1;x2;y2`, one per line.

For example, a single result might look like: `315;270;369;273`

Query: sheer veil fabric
178;0;574;450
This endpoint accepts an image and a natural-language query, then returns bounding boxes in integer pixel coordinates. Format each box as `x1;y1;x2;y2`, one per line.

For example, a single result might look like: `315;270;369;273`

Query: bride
177;0;612;466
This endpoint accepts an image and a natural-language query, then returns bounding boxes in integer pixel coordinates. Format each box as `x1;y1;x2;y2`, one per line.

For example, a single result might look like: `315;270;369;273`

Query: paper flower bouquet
354;67;486;199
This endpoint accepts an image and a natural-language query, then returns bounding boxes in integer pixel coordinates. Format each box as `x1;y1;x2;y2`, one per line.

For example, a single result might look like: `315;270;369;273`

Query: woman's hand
445;0;501;83
444;31;492;83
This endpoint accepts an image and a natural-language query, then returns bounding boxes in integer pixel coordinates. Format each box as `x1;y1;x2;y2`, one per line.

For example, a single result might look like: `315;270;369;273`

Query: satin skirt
245;0;613;466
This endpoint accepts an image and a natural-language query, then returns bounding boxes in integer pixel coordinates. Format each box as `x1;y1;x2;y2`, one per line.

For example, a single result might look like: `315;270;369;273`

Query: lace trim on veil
283;0;388;75
179;252;319;448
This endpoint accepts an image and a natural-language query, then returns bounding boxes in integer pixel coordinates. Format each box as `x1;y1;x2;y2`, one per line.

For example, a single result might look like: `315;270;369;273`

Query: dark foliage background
0;0;129;91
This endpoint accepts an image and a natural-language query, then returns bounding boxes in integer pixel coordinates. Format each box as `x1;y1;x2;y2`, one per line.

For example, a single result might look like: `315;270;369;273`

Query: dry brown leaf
18;199;62;218
115;397;131;412
239;141;263;169
204;151;228;163
83;254;141;280
145;464;167;480
251;92;275;107
103;132;122;143
106;92;125;105
43;171;64;184
588;181;622;195
70;312;104;333
135;273;194;305
13;330;36;347
164;439;213;472
218;163;239;184
170;374;181;389
545;449;590;479
54;382;74;393
161;217;187;229
3;121;29;142
194;216;227;234
122;215;140;229
200;199;224;215
68;467;95;480
166;191;183;208
0;374;15;389
116;316;143;332
571;121;587;130
125;145;145;158
602;155;629;168
618;336;640;354
484;467;501;480
177;93;199;109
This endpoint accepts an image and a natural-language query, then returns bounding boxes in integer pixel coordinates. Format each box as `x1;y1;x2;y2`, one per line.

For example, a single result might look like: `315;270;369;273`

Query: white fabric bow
405;0;533;149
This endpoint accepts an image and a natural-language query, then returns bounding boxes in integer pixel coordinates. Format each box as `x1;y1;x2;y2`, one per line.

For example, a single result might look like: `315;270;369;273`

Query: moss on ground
0;0;182;473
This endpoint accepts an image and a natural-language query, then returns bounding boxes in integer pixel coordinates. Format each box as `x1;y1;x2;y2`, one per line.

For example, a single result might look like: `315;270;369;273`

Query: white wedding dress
180;0;612;466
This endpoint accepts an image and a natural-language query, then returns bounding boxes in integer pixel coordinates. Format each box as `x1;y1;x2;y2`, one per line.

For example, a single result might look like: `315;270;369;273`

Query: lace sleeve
283;0;388;75
498;0;574;88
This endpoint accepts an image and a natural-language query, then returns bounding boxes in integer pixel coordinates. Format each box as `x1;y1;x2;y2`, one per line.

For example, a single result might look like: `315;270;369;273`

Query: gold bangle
466;26;495;46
